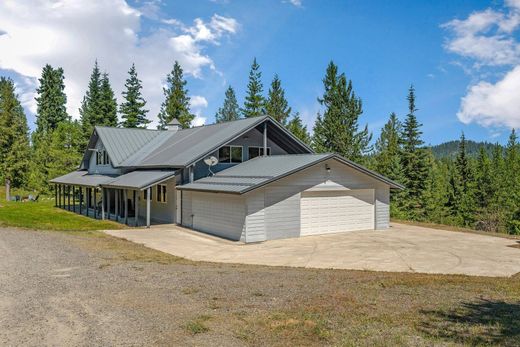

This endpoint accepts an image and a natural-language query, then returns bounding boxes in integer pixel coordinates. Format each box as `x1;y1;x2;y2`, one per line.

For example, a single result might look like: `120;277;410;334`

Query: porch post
124;189;128;225
54;184;57;207
62;185;66;209
263;122;267;156
101;188;105;220
58;185;61;208
79;187;83;215
67;185;71;211
86;188;90;216
72;186;76;213
146;187;151;228
94;188;97;219
135;190;139;227
107;188;111;220
115;189;119;221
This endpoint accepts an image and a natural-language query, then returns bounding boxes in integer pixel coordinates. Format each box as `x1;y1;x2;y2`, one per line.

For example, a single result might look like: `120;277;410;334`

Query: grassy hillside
429;140;498;159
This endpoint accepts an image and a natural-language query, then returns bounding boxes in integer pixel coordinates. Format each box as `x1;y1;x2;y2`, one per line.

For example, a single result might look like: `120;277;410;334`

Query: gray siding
137;177;176;223
182;191;246;241
375;188;390;229
244;191;266;242
264;187;301;240
88;138;121;175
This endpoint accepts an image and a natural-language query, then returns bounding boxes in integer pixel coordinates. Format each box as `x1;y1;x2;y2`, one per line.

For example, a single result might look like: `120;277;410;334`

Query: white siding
244;190;266;242
183;191;246;241
375;188;390;229
264;187;301;240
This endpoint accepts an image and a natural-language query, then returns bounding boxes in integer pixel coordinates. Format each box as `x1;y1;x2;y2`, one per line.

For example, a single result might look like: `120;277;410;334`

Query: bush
507;210;520;235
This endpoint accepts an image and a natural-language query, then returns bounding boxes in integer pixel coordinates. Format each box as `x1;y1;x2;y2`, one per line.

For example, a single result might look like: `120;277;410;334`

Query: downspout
263;122;267;157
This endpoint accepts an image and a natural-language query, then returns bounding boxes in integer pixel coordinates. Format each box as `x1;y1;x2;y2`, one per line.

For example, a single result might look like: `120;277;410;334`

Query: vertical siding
181;191;193;227
375;188;390;229
183;191;246;241
264;187;301;240
88;138;121;175
244;190;266;242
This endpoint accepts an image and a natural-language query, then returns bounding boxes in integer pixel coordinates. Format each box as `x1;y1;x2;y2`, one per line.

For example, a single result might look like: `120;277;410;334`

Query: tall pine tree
312;61;371;163
0;78;31;198
286;113;311;144
34;64;68;135
79;60;103;140
374;112;404;182
157;61;193;129
400;85;429;219
99;72;118;127
120;64;149;128
215;86;240;123
241;58;265;118
265;74;291;124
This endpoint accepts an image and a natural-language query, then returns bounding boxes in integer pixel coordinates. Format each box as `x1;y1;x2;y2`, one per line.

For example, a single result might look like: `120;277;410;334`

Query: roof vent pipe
166;118;181;132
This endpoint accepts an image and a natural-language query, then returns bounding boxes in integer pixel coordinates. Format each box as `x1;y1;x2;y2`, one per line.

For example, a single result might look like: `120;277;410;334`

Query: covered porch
50;170;177;228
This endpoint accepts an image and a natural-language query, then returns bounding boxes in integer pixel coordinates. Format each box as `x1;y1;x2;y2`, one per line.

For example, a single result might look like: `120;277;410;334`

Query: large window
218;146;243;163
96;150;110;165
156;185;167;203
248;146;271;159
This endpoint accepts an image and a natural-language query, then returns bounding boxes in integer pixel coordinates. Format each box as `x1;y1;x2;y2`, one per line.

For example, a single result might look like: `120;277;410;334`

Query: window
157;185;167;203
218;146;243;163
248;146;271;159
143;189;153;200
96;149;110;165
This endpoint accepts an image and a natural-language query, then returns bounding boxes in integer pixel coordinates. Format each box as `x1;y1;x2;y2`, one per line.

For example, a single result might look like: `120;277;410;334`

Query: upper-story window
96;149;110;166
248;146;271;160
218;145;243;163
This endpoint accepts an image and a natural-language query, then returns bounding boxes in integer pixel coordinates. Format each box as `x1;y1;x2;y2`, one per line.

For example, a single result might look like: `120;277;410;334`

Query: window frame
248;146;271;160
156;184;167;203
218;145;243;164
96;149;110;166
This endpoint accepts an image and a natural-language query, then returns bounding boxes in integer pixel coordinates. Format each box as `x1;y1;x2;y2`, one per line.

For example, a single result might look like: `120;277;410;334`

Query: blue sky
1;0;520;146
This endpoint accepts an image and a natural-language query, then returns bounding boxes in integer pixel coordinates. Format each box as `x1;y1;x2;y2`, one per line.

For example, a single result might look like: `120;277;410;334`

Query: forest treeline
0;59;518;234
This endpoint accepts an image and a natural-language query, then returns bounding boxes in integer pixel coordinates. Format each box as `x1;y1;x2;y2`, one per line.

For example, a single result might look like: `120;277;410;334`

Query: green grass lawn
0;187;123;231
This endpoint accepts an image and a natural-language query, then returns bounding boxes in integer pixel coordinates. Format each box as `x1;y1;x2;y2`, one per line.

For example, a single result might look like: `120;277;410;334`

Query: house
50;116;403;242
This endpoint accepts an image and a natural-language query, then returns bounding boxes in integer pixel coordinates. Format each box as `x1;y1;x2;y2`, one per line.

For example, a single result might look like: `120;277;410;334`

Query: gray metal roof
93;116;312;169
50;170;176;190
177;153;404;194
100;170;176;190
50;170;115;187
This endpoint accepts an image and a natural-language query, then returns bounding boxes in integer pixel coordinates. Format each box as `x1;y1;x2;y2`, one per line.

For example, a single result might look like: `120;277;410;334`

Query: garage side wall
375;188;390;229
181;191;246;241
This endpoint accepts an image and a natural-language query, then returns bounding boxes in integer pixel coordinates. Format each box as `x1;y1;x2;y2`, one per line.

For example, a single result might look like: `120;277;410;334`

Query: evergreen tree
79;60;103;140
400;85;429;219
265;74;291;124
34;64;68;135
120;64;149;128
241;58;265;118
157;61;193;129
286;113;311;144
0;78;31;197
312;61;371;163
99;73;118;127
47;121;84;182
374;112;404;182
215;86;240;123
452;132;476;226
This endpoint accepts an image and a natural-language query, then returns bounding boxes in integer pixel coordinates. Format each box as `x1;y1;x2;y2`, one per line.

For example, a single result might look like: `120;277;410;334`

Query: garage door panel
301;189;374;235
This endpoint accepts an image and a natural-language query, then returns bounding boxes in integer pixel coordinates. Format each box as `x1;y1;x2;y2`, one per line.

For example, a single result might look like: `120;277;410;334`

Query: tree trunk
5;179;10;202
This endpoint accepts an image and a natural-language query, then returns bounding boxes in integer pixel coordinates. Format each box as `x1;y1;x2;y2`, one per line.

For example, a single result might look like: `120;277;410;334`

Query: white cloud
443;1;520;130
287;0;302;7
458;65;520;128
190;95;209;109
0;0;238;128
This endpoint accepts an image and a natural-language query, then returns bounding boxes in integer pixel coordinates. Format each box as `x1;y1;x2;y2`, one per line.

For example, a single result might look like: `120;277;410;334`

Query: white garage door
300;189;374;236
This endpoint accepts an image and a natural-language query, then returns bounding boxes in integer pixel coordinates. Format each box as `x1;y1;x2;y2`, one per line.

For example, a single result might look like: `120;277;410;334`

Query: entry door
300;189;374;236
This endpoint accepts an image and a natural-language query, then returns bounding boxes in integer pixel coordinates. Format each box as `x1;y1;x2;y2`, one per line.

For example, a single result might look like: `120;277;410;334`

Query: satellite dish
204;156;218;176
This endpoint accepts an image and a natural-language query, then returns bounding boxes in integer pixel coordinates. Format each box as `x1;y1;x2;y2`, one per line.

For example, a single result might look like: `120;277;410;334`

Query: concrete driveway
105;223;520;277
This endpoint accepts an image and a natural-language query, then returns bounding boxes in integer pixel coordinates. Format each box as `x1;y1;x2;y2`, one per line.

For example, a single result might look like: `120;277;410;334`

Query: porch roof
50;170;115;187
100;170;177;190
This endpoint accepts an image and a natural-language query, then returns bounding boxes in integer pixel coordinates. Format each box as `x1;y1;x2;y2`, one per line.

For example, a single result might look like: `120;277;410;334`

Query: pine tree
215;86;240;123
0;78;31;197
400;85;429;219
312;61;371;163
452;132;476;226
286;113;311;144
374;112;404;182
34;64;68;135
265;74;291;124
157;61;193;129
99;73;118;127
47;121;84;182
120;64;149;128
79;60;103;141
241;58;265;118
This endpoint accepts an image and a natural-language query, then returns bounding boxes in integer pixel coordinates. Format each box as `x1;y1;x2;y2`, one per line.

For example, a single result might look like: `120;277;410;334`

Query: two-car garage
178;154;401;243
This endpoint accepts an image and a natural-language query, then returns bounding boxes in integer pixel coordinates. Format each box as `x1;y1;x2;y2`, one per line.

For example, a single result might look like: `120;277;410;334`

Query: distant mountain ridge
429;140;498;159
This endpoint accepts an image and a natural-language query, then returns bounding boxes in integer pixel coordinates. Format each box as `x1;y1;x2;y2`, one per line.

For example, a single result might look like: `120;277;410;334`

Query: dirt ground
1;227;519;347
